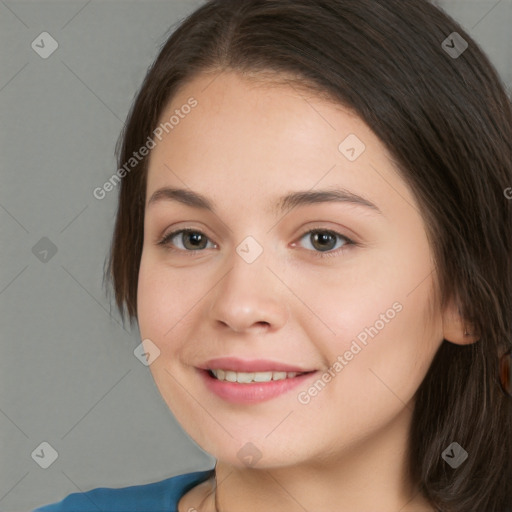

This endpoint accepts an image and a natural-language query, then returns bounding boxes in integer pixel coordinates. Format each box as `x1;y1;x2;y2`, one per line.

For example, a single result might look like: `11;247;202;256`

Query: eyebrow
147;187;382;215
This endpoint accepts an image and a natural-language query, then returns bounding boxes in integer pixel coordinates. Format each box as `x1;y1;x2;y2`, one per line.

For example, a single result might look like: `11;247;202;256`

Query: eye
295;229;355;259
157;227;356;259
157;228;216;253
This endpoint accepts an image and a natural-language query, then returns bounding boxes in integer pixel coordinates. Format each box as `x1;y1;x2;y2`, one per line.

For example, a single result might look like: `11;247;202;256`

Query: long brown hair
105;1;512;510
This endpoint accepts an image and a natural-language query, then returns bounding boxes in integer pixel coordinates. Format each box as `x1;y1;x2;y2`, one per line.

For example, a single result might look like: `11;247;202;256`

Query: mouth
207;368;311;383
198;362;318;404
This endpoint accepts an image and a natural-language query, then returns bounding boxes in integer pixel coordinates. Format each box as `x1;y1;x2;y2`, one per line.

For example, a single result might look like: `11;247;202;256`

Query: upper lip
201;357;315;373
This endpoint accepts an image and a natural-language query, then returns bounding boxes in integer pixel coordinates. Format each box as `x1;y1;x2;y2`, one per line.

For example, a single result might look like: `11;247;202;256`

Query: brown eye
180;231;208;250
309;231;338;252
158;229;215;252
297;229;354;258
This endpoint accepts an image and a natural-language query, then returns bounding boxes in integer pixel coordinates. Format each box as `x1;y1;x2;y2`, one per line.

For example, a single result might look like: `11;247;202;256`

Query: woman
34;0;512;511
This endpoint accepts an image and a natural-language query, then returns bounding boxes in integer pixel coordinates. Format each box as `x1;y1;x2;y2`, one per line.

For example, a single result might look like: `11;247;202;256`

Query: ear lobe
442;300;479;345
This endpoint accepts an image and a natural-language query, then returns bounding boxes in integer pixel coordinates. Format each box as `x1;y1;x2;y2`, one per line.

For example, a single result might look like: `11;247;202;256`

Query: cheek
137;256;162;339
296;257;429;349
293;283;438;437
137;252;218;366
137;256;198;415
137;254;186;346
298;230;439;380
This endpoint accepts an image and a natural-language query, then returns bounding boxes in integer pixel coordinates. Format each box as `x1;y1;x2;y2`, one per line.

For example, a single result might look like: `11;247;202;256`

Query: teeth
254;371;273;382
210;369;301;383
224;370;236;382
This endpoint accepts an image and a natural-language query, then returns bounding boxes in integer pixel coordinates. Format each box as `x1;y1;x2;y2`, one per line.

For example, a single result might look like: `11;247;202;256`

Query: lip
199;369;318;404
201;357;313;373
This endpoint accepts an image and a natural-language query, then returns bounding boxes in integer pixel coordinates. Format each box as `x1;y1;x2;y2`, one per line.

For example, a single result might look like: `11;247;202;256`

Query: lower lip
199;369;318;404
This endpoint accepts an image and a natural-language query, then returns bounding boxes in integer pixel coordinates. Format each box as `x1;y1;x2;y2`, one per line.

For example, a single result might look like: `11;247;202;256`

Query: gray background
0;1;510;511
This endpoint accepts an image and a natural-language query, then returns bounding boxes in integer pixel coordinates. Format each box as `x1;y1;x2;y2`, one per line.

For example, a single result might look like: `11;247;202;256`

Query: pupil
313;232;334;251
186;232;205;249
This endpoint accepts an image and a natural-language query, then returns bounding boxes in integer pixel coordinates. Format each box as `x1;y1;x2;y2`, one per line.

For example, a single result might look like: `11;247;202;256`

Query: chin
190;428;310;470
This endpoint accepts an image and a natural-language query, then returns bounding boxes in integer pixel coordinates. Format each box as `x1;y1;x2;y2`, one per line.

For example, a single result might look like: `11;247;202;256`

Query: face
137;70;444;469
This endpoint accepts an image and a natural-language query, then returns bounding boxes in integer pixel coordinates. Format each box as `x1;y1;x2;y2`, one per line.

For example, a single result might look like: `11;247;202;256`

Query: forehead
144;71;414;220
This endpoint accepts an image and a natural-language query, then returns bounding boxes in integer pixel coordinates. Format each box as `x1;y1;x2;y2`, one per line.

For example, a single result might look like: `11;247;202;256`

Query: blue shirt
32;469;215;512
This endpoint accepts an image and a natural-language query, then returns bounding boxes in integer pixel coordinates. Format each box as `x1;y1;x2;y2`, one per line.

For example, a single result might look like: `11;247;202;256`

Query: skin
136;70;477;512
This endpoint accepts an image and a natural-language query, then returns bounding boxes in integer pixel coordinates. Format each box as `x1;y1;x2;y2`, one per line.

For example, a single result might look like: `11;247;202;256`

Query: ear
442;299;479;345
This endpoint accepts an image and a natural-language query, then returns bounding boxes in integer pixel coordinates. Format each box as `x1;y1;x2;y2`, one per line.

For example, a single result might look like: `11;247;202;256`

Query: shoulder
32;469;215;512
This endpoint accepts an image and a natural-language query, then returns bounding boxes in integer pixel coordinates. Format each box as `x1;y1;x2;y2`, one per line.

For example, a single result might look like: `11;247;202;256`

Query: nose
207;249;289;334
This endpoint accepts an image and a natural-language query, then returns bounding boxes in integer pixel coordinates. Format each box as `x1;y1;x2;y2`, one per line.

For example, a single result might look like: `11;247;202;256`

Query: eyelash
156;228;356;260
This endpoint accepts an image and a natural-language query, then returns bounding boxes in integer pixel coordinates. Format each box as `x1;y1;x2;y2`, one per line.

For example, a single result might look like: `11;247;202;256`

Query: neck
208;405;435;512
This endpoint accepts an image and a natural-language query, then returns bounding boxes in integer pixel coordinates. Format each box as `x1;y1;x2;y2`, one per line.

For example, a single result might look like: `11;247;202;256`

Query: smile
209;369;304;383
199;367;318;404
